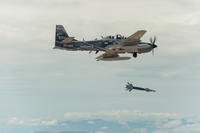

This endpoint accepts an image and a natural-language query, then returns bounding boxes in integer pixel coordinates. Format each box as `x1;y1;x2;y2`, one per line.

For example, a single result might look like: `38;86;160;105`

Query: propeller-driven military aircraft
94;31;158;61
54;25;125;54
125;82;156;92
54;25;158;61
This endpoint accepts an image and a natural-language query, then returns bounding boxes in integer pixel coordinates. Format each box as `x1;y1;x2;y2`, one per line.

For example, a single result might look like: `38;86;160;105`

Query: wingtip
140;30;147;33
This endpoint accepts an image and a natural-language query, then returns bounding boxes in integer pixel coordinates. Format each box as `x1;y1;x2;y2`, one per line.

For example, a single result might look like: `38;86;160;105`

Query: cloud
64;110;177;121
166;11;200;26
153;120;200;133
34;132;87;133
161;119;182;129
172;123;200;133
100;126;108;130
87;120;95;124
7;117;24;125
130;128;148;133
64;112;93;120
94;131;105;133
40;119;58;126
5;111;200;133
30;119;58;126
7;117;57;126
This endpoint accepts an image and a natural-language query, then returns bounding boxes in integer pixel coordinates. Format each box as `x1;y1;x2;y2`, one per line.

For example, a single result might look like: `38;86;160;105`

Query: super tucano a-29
54;25;157;61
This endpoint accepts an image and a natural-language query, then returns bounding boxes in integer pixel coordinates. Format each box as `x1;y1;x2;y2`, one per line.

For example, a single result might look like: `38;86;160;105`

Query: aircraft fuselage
110;42;155;54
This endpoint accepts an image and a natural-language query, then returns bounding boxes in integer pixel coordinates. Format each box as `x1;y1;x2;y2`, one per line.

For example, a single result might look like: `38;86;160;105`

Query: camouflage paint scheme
54;25;125;53
54;25;157;61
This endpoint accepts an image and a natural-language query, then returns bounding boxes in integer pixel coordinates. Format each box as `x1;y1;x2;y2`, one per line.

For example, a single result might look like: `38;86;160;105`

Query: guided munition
125;82;156;92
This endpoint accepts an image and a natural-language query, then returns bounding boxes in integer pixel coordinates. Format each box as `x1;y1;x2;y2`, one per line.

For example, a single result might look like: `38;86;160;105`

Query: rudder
56;25;69;41
55;25;69;47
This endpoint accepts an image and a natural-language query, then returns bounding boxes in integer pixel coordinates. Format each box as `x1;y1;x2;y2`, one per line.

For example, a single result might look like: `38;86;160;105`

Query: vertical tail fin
55;25;69;47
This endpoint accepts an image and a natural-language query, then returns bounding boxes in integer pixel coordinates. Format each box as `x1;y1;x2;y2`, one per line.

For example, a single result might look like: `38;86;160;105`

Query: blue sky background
0;0;200;132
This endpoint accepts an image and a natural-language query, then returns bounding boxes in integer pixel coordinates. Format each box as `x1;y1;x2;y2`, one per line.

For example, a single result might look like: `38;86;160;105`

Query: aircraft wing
125;30;147;42
91;45;121;61
112;30;147;48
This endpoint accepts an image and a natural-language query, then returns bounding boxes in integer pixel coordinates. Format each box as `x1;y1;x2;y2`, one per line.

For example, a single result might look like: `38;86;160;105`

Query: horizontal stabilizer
62;37;75;43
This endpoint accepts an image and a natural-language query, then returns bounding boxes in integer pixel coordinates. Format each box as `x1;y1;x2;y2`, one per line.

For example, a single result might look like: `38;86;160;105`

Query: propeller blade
153;36;156;44
152;48;154;56
150;37;153;44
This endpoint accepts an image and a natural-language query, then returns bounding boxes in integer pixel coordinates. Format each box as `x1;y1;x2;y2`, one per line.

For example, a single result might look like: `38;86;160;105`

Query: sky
0;0;200;132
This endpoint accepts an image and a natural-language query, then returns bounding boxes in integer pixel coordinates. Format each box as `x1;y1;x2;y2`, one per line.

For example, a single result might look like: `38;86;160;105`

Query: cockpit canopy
105;34;126;40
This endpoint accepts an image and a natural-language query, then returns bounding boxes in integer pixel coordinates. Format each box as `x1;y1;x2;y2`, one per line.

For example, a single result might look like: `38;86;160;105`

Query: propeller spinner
149;36;157;55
